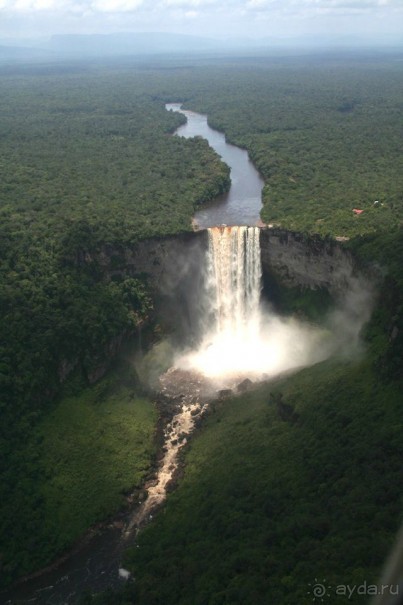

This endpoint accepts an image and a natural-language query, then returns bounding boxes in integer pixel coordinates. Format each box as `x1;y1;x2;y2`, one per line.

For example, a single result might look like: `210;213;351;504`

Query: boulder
237;378;253;393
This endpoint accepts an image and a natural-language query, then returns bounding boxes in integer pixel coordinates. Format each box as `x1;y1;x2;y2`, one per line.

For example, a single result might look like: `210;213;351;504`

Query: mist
172;227;374;391
176;289;373;388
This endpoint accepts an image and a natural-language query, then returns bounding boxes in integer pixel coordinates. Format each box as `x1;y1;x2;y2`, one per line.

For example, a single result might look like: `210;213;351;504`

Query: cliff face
94;230;208;341
70;227;371;385
259;228;358;296
94;227;363;322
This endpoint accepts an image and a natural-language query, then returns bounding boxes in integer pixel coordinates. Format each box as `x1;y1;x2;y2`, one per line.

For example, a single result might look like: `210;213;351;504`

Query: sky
0;0;402;43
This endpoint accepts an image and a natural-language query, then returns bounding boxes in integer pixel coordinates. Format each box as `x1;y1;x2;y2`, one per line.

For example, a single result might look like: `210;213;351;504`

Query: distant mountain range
49;32;226;56
0;31;402;62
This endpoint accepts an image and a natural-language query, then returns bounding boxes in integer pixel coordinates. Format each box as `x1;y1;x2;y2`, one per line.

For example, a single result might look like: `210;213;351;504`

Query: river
2;104;264;605
166;103;264;228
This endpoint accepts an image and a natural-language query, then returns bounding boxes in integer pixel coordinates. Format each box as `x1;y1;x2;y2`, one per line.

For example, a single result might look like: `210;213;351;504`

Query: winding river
2;105;264;605
166;102;264;227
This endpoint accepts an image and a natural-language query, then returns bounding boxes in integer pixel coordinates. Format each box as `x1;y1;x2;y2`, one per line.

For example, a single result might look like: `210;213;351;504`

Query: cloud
91;0;143;12
184;9;198;17
3;0;59;10
247;0;279;8
297;0;401;8
263;0;403;10
0;0;401;38
0;0;402;13
0;0;224;9
0;0;148;15
161;0;220;7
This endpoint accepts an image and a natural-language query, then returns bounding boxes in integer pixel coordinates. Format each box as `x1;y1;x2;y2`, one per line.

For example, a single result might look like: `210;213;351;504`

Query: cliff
93;230;208;340
259;228;358;295
93;228;360;300
69;227;372;384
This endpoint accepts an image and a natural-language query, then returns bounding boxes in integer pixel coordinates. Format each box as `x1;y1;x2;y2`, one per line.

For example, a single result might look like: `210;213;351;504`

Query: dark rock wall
72;227;370;384
94;227;362;332
259;228;357;296
94;230;208;342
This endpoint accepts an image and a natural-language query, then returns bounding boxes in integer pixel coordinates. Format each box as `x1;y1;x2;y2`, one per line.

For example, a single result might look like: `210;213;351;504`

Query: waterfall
177;225;271;380
177;224;334;382
206;226;262;337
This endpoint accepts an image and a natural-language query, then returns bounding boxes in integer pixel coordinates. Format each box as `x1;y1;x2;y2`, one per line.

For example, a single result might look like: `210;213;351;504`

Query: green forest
0;53;402;603
170;61;403;237
0;66;230;587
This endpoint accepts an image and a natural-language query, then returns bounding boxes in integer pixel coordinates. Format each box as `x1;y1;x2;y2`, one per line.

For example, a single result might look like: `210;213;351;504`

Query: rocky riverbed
124;368;213;537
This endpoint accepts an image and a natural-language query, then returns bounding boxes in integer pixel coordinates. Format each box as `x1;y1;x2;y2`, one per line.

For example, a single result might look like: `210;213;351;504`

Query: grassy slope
1;362;157;585
123;358;403;605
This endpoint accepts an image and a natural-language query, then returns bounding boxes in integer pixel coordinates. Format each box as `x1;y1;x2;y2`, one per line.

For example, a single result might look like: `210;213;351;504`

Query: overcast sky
0;0;402;42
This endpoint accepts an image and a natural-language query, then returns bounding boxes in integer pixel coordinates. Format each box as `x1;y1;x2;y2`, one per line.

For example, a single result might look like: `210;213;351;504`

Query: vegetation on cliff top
177;61;403;238
0;70;229;428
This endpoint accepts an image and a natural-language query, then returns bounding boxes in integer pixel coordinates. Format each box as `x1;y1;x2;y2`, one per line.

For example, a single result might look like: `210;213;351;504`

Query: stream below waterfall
2;105;265;604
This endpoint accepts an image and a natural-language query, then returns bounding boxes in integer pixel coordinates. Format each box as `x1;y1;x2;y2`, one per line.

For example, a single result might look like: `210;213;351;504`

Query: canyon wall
93;230;208;340
94;228;358;297
72;227;369;384
93;227;362;322
259;228;358;296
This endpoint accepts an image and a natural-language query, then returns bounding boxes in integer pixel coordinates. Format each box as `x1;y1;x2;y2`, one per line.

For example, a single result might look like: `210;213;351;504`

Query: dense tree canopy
0;68;231;415
168;60;403;237
0;54;402;599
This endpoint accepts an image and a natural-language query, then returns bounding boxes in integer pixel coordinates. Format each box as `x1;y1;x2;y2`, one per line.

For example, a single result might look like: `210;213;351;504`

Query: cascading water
206;226;261;338
183;225;275;379
178;225;332;382
3;107;372;605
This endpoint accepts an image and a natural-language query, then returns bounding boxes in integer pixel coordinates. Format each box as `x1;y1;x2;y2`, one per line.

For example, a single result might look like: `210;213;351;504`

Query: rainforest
0;52;402;605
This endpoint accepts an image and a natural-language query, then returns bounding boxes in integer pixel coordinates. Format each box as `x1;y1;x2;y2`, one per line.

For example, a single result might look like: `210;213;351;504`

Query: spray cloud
175;226;373;387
